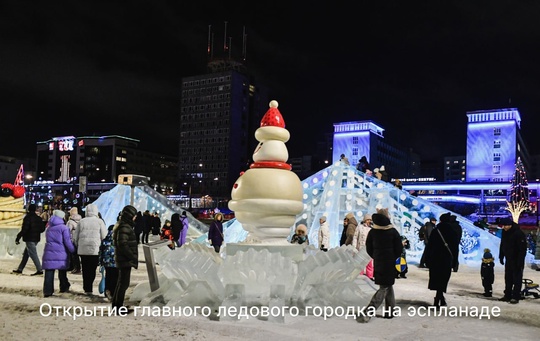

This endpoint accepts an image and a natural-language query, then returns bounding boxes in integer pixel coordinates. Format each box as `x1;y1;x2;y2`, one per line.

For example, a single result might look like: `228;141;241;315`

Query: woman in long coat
359;212;403;322
42;210;76;297
424;212;460;308
208;213;224;253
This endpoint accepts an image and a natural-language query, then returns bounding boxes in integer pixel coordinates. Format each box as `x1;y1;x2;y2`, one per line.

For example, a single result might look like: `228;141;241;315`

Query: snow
1;244;540;341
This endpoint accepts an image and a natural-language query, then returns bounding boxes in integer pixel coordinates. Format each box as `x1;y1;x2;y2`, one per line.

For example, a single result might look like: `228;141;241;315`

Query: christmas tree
506;157;529;223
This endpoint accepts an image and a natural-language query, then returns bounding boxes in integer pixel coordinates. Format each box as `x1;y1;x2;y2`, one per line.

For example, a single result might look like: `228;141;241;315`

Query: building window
493;153;501;162
352;136;358;144
494;128;501;135
493;140;501;148
493;165;500;174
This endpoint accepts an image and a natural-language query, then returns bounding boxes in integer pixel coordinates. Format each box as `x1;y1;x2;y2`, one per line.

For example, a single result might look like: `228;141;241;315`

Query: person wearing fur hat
498;217;527;303
481;248;495;297
318;216;330;251
357;209;403;323
424;212;460;309
42;210;76;297
291;224;309;245
112;205;138;310
208;212;225;252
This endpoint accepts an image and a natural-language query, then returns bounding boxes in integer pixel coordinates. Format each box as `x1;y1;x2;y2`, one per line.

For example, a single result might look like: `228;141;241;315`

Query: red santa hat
260;100;285;128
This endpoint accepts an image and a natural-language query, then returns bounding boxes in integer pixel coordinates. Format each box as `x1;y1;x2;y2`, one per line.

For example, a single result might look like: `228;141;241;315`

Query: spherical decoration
327;190;334;197
0;187;12;197
269;100;278;108
312;189;318;195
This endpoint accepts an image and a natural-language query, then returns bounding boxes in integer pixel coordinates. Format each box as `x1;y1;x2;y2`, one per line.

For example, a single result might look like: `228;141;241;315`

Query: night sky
2;2;540;162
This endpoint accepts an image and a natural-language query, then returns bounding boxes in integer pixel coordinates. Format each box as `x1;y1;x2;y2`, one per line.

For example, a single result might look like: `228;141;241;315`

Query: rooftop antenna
207;25;212;59
228;37;232;59
242;26;247;62
223;21;228;53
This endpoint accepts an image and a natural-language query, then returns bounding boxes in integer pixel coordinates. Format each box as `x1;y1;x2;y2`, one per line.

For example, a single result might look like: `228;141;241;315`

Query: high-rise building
465;108;530;182
444;156;466;182
178;24;269;200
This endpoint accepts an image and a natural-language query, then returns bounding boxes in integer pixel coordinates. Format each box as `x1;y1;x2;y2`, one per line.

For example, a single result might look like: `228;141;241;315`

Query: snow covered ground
1;245;539;341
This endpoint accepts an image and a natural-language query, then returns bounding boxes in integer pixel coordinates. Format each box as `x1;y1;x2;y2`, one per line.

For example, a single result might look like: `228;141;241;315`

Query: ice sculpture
131;242;373;317
228;100;303;242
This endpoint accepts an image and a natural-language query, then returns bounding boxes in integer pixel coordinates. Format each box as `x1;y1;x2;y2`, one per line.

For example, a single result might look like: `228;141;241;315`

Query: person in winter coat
424;212;460;309
396;235;410;279
112;205;138;310
73;204;107;295
170;213;183;247
358;211;403;323
318;216;330;251
208;212;225;253
481;248;495;297
160;219;175;250
42;210;76;297
291;224;309;245
343;212;358;246
179;211;189;247
418;217;437;268
498;217;527;303
13;204;46;276
356;155;370;173
354;214;374;280
151;212;161;236
141;210;152;244
449;214;463;272
134;211;144;244
99;224;118;300
66;207;82;274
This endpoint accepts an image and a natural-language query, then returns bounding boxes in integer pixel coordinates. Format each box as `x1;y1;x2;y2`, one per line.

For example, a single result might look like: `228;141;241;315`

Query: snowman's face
253;142;264;156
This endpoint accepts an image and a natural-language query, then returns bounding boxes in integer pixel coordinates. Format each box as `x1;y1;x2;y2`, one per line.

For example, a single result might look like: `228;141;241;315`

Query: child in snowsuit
481;248;495;297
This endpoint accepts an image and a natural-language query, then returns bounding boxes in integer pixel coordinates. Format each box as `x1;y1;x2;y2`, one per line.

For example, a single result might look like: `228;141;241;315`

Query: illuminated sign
58;139;74;152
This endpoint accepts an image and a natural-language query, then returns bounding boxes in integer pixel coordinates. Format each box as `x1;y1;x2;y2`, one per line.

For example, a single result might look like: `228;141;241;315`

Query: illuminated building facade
332;121;420;178
35;135;177;194
465;108;530;182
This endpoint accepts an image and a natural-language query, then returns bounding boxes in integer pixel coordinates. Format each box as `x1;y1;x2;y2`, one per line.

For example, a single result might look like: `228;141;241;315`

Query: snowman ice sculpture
228;100;303;242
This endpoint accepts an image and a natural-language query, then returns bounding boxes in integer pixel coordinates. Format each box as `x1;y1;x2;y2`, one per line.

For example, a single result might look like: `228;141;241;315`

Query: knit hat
27;204;37;213
372;213;391;227
380;165;385;172
374;168;380;173
363;214;372;222
320;216;327;222
69;207;78;216
483;248;493;259
121;205;138;221
260;100;285;128
181;211;187;217
53;210;65;219
345;212;355;220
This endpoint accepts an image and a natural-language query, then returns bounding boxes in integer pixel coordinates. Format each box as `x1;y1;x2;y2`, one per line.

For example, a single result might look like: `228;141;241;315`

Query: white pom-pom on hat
269;100;279;108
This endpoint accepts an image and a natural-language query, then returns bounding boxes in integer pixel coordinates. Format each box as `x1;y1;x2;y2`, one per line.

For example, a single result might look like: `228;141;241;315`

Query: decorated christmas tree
506;157;529;223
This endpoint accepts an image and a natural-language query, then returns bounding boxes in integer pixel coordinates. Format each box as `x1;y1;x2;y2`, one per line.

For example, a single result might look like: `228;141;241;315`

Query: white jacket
66;213;82;242
73;204;107;256
318;221;330;249
353;223;371;251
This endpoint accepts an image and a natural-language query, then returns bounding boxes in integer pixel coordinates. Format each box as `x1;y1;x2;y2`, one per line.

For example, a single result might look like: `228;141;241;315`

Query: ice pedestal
0;227;44;260
132;243;373;320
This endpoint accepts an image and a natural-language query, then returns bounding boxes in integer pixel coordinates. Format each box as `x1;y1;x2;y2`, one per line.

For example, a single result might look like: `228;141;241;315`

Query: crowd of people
289;205;531;323
11;203;192;311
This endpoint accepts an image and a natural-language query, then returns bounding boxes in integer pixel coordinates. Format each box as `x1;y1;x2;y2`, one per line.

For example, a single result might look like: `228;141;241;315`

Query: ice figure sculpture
228;100;303;242
131;242;373;316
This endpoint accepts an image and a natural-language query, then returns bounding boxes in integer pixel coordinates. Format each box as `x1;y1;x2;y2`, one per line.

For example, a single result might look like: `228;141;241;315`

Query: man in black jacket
498;217;527;304
112;205;139;310
13;204;45;276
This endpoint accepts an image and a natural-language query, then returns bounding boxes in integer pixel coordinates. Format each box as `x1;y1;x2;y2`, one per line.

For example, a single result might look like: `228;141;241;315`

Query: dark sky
2;1;540;161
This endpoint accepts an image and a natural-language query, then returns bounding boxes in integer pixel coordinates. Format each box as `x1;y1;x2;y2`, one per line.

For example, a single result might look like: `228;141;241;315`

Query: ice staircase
223;161;501;265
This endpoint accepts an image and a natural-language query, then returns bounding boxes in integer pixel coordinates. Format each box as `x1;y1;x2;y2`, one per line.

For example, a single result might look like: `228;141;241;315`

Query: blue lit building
465;108;530;182
332;121;420;178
